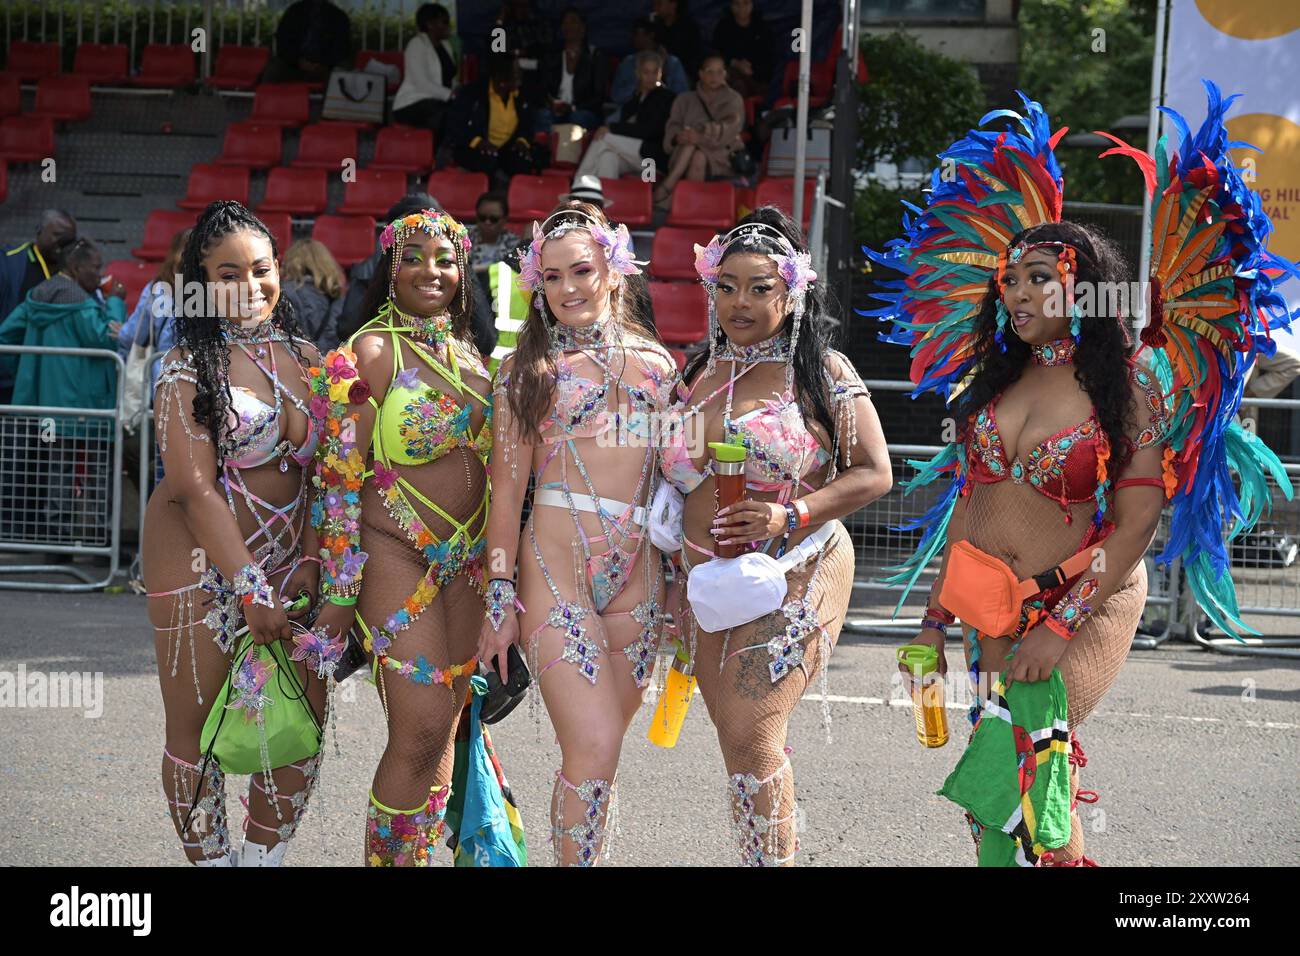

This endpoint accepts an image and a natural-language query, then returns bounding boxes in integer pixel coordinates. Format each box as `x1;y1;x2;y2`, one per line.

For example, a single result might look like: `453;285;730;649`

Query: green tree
855;30;986;172
1019;0;1158;205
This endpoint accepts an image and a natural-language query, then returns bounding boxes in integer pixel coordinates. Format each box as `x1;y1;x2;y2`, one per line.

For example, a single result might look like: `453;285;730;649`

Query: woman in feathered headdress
870;84;1295;866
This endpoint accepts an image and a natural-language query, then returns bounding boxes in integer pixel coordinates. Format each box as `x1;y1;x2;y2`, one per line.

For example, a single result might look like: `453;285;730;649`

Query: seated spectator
115;229;188;391
536;7;609;133
392;4;459;143
467;191;524;274
449;56;547;189
1;209;78;404
712;0;774;99
610;18;689;109
496;0;553;97
652;0;703;76
576;50;674;181
263;0;353;84
280;239;347;352
654;52;745;209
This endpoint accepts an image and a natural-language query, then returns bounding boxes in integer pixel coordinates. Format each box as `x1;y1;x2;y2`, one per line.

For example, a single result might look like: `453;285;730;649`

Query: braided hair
174;200;307;470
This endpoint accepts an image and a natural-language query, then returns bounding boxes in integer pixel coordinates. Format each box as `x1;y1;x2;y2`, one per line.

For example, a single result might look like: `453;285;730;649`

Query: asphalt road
1;589;1297;866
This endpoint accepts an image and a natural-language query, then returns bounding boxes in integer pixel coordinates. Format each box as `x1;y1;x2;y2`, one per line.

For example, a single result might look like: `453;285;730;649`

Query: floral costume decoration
310;208;492;864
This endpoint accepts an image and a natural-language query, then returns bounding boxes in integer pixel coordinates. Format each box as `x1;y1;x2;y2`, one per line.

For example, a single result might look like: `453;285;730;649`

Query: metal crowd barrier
0;345;125;591
842;380;1299;657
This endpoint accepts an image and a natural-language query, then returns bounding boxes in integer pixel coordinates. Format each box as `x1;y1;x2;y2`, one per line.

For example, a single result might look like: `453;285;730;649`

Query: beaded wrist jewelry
920;618;949;635
233;562;274;609
485;578;518;632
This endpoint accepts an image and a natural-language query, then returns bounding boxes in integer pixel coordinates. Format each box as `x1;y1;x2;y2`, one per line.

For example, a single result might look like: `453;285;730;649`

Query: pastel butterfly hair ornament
694;221;817;387
517;209;645;312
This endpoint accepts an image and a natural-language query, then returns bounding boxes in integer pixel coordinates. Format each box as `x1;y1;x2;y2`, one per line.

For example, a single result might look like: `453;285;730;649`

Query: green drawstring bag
199;633;323;775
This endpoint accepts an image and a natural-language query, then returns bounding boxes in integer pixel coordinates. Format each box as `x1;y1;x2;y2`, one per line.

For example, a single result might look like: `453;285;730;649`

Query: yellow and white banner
1164;2;1300;266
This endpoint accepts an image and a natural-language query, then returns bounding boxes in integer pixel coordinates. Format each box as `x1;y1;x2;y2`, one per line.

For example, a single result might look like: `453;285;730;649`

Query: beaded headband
995;240;1080;321
517;208;644;295
693;222;816;293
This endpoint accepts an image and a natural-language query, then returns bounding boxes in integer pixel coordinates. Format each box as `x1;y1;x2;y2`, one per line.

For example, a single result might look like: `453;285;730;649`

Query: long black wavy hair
174;200;307;470
683;205;836;439
955;220;1137;471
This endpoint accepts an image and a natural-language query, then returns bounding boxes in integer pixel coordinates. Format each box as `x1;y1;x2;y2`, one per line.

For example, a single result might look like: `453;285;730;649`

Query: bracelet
233;562;274;609
920;618;948;635
323;578;363;599
925;605;956;626
792;498;811;529
327;595;358;607
1043;615;1074;641
485;578;518;632
784;503;798;533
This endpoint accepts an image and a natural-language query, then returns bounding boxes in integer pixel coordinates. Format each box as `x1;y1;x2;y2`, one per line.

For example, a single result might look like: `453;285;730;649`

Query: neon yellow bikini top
353;318;493;468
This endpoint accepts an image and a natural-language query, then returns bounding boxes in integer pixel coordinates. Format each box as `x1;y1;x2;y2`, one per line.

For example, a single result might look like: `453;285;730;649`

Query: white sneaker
239;840;289;867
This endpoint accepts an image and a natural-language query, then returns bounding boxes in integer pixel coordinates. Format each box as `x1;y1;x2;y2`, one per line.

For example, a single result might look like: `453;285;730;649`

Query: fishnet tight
689;524;855;865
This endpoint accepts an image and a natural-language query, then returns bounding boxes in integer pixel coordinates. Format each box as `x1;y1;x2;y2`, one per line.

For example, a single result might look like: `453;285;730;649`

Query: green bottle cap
896;644;939;676
708;441;747;463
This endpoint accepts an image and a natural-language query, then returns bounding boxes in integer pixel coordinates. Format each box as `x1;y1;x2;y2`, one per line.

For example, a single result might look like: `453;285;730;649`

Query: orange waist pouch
939;540;1093;637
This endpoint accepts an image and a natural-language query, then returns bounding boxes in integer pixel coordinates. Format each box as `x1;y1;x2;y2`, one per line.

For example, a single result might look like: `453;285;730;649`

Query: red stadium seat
31;76;92;123
460;53;479;85
208;46;271;91
426;168;488;221
599;178;652;228
131;45;197;88
259;213;294;255
290;122;358;169
5;42;61;82
337;169;407;217
250;84;311;129
256;167;328;216
73;44;129;85
312;215;377;268
177;163;250;210
0;161;7;204
649;226;718;280
102;259;157;309
0;116;56;163
357;50;404;90
754;177;815;228
648;282;709;345
668;347;688;372
507;174;567;221
666;180;735;229
369;126;434;173
132;210;199;260
773;58;834;112
0;74;22;118
215;122;283;169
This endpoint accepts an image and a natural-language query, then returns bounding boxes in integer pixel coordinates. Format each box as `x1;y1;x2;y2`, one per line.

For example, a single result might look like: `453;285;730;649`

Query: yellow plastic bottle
897;644;949;748
647;646;697;749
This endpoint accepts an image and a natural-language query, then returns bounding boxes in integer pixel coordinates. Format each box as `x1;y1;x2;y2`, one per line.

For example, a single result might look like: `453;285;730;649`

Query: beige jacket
663;85;745;177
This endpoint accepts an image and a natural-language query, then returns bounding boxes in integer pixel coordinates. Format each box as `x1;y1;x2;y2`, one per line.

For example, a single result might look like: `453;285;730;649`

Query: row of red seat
2;40;482;92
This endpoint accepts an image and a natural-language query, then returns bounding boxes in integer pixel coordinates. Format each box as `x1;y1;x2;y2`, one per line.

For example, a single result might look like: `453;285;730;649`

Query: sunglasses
477;213;502;223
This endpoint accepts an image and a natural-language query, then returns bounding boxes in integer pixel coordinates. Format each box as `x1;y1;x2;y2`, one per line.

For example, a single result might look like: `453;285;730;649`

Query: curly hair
955;220;1137;471
173;200;307;471
506;200;661;443
683;205;836;439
